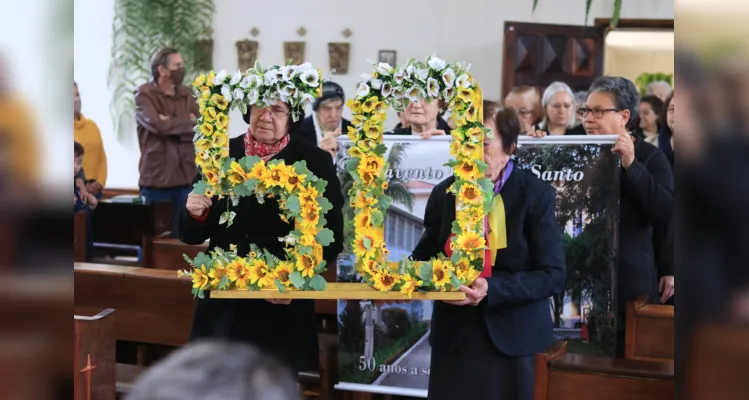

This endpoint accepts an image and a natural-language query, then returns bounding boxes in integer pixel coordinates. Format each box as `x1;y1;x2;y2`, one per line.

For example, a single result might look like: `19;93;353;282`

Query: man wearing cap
295;81;352;159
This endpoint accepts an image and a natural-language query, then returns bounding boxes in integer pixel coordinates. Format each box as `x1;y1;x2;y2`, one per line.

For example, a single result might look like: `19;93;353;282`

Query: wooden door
501;22;605;98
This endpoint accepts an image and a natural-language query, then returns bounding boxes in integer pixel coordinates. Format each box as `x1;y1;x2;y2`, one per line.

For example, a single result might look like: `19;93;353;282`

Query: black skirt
427;315;534;400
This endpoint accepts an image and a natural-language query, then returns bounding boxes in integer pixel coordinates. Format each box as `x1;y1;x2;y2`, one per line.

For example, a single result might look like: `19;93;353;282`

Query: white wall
74;0;673;189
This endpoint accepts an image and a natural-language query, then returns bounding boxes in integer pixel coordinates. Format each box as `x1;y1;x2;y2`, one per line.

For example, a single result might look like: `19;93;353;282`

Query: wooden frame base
210;283;466;301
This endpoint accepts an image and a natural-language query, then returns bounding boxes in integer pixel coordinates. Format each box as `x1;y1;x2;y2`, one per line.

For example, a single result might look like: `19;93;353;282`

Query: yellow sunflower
347;98;362;114
273;261;294;288
431;259;453;289
216;113;230;130
363;121;382;139
372;268;400;292
204;169;220;186
399;274;424;297
351;114;366;127
211;133;228;149
212;148;229;168
453;257;471;280
458;184;482;205
283;171;307;192
454;159;482;181
264;164;290;188
465;127;484;141
352;228;382;259
461;141;483;160
296;253;317;278
464;104;478;123
208;261;227;287
228;161;247;185
210;94;229;110
354;210;373;231
202;107;217;123
248;160;267;180
299;185;320;206
455;231;486;256
227;258;251;289
362;155;384;172
299;204;321;229
192;264;210;290
361;96;380;113
347;125;359;141
359;258;378;275
354;193;378;209
200;122;214;137
248;259;272;287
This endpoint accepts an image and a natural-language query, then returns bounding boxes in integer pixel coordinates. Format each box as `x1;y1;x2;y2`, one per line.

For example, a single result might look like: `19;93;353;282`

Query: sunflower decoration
345;54;494;295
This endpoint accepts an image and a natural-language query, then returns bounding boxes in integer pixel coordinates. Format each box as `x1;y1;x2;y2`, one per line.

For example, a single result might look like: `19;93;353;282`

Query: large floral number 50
346;55;494;296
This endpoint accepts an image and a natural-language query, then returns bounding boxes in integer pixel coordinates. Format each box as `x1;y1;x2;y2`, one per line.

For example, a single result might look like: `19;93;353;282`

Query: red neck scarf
244;127;290;160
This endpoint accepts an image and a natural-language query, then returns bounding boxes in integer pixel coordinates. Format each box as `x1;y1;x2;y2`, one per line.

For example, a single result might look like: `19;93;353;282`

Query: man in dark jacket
294;81;352;158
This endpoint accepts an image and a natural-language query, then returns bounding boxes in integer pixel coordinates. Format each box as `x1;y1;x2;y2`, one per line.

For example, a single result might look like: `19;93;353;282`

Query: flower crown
192;61;324;122
353;54;473;112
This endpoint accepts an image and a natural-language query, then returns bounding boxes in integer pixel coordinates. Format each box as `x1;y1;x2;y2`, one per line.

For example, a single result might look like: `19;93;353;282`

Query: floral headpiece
192;61;324;122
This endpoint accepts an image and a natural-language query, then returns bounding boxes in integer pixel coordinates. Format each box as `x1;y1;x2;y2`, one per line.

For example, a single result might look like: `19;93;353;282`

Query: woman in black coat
412;103;566;400
179;102;344;374
579;76;674;355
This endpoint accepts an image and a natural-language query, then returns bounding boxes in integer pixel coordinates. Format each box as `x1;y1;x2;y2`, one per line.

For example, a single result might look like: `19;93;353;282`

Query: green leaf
314;179;327;193
197;289;205;299
286;195;301;214
289;270;305;289
374;144;388;155
451;222;463;235
450;274;461;290
274;280;286;293
244;178;258;193
309;275;327;291
532;0;539;12
316;228;335;246
233;182;251;197
239;102;248;115
194;252;211;268
293;160;308;175
192;180;208;195
219;211;236;225
371;210;384;227
379;195;392;211
219;274;229;289
363;236;372;250
418;262;433;282
345;157;360;173
451;250;462;265
318;197;333;213
240;155;261;171
298;246;312;255
314;260;327;274
264;252;275;266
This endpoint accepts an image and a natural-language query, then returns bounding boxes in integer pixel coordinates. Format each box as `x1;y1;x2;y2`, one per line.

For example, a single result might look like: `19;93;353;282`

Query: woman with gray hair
579;76;674;355
529;82;586;137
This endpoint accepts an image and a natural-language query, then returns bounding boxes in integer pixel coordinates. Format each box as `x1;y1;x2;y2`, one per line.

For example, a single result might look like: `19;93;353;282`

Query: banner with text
334;135;620;398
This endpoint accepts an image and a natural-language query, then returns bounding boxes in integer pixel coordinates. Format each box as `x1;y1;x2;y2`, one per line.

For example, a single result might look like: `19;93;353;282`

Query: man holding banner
411;102;566;400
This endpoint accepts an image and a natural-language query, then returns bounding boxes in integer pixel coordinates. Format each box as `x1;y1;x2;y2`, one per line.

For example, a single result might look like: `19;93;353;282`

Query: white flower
215;70;228;85
393;69;406;85
416;68;429;82
280;85;297;102
281;66;296;81
370;78;383;90
296;62;313;73
427;55;446;71
357;82;370;98
230;72;242;85
443;87;455;100
221;85;233;102
406;86;423;102
455;74;470;89
239;76;252;89
263;72;278;86
441;68;456;89
405;65;415;79
301;93;315;105
360;73;371;81
247;89;260;105
233;88;245;101
426;78;440;98
252;74;263;88
376;62;392;76
392;87;405;99
381;81;393;98
299;69;320;87
262;91;278;106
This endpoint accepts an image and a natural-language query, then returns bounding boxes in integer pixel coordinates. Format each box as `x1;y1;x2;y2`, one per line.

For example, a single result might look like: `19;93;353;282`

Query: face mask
74;99;81;115
169;67;186;86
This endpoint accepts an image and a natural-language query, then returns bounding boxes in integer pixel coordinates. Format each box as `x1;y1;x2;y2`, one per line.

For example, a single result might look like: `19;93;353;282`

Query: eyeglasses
667;106;675;113
258;106;290;119
577;107;622;119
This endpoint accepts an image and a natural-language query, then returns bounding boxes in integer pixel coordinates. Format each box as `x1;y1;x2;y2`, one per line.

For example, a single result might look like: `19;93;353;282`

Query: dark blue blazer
411;168;565;356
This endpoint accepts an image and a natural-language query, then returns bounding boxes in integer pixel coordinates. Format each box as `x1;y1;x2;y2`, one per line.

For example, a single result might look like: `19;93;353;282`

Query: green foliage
315;229;335;246
109;0;215;141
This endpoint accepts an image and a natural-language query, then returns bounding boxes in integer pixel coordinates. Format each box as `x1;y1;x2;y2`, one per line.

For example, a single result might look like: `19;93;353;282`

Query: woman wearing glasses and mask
179;99;345;374
579;76;674;355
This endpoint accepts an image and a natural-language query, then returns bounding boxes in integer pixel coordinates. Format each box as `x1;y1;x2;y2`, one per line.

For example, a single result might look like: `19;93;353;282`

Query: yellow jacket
0;96;39;186
74;115;107;186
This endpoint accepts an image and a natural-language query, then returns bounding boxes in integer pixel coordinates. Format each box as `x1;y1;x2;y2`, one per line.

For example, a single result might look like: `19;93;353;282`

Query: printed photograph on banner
335;136;450;392
334;136;620;396
514;140;620;357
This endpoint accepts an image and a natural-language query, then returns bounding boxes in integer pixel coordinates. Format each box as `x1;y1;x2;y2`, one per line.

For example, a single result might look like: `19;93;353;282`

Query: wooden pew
74;309;116;400
75;210;87;262
91;201;172;260
534;341;674;400
101;188;140;200
625;295;674;361
689;325;749;399
74;263;194;346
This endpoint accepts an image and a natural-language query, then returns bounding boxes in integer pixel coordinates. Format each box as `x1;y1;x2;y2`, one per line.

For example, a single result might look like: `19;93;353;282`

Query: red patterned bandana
244;127;290;160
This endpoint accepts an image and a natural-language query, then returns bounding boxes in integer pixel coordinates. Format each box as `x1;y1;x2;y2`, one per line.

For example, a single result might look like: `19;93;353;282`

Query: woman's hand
186;193;212;218
612;131;635;169
527;130;547;138
418;128;446;139
659;275;674;304
444;278;488;306
86;181;102;196
87;193;98;209
320;129;341;158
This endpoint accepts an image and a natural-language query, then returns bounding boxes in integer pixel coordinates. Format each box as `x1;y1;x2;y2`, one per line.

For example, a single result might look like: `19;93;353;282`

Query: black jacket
617;137;674;314
294;115;353;147
389;116;451;135
178;135;344;373
411;169;566;356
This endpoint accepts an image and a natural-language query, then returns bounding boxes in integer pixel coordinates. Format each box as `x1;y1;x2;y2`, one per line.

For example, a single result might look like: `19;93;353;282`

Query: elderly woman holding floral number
178;63;344;374
412;101;566;400
580;76;674;355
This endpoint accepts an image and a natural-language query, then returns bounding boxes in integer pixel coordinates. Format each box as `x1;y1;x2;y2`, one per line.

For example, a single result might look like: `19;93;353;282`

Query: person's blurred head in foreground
125;341;300;400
